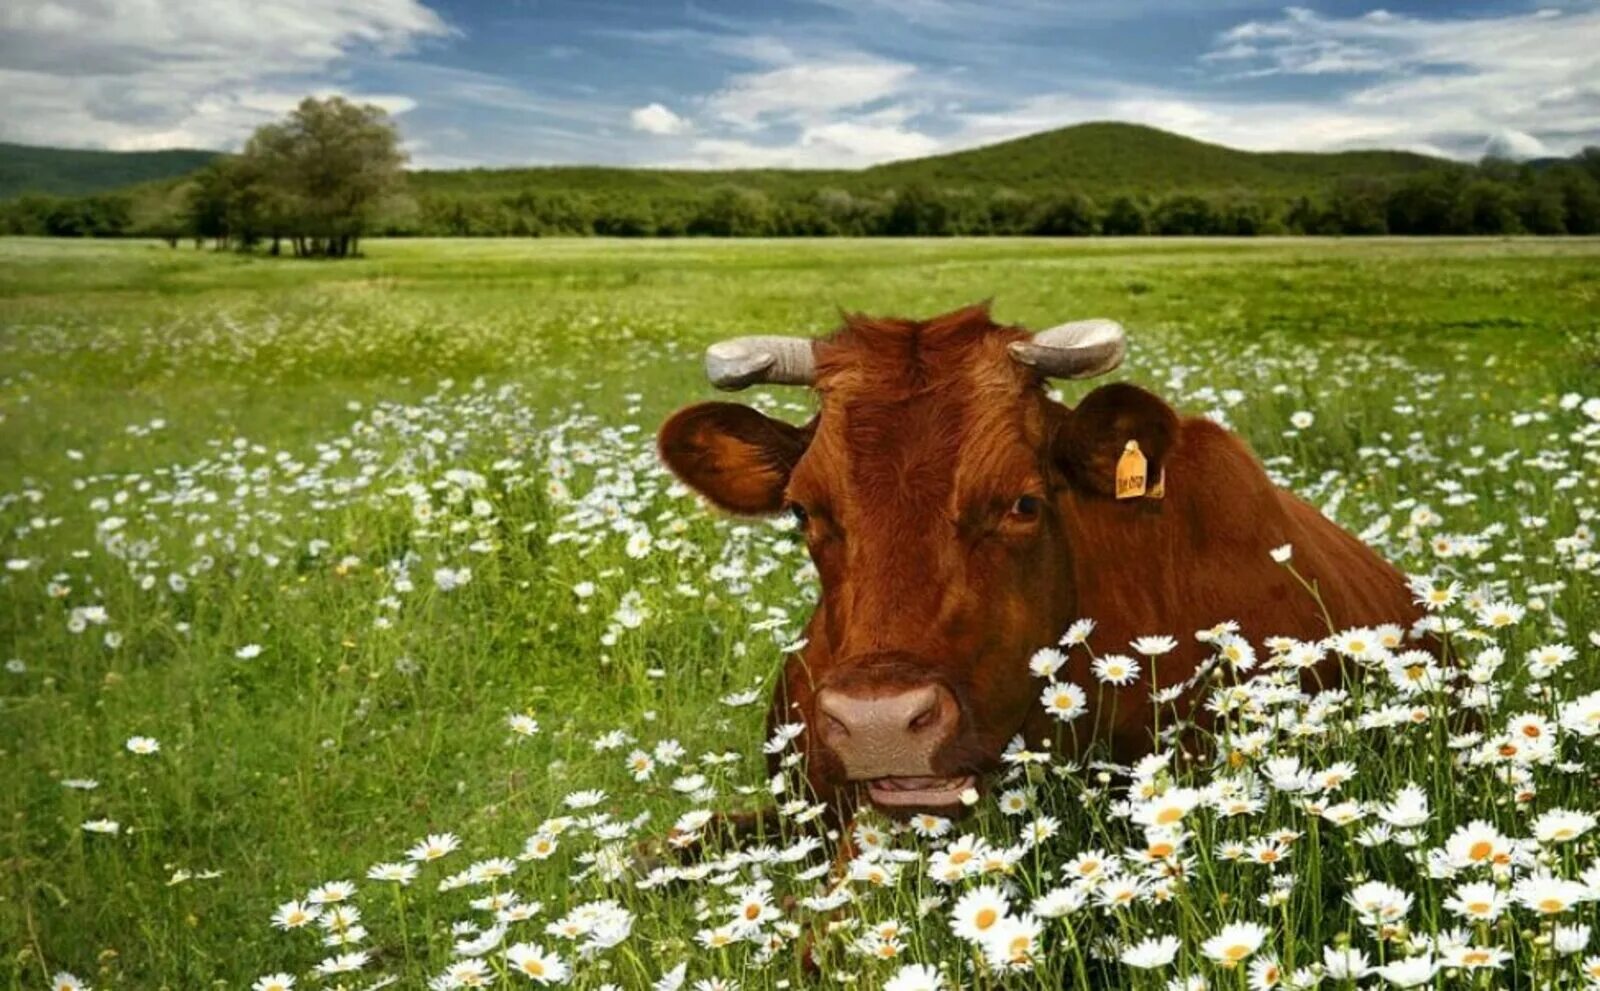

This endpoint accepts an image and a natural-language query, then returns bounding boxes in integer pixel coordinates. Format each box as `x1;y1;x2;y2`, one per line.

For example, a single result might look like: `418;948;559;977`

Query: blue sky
2;0;1596;168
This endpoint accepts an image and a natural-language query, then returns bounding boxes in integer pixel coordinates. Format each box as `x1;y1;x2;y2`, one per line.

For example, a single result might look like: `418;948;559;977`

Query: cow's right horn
704;336;817;391
1008;319;1127;380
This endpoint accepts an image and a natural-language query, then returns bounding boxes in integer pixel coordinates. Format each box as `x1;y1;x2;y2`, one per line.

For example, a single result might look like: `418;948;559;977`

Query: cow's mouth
865;774;977;809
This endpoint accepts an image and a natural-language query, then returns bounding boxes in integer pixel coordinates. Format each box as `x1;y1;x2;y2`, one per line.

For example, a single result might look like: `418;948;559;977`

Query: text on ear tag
1115;440;1147;500
1147;469;1166;500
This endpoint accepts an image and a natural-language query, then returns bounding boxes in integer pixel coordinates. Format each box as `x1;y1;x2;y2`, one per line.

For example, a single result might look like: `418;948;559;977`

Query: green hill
1;123;1458;204
0;142;220;199
11;122;1584;239
408;122;1458;200
862;122;1453;194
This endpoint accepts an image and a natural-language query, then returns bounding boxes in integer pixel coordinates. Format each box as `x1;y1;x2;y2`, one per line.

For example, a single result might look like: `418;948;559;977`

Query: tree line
0;96;406;254
4;103;1598;244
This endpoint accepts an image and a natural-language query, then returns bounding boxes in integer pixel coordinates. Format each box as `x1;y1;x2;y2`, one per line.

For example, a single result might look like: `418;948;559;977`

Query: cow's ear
1051;383;1180;498
658;402;811;515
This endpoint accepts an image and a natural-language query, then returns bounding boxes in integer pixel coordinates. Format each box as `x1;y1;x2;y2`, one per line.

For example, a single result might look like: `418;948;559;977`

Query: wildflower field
3;236;1599;991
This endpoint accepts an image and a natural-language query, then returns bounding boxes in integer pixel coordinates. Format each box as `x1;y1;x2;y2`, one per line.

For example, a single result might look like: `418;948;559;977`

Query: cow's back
1046;416;1418;757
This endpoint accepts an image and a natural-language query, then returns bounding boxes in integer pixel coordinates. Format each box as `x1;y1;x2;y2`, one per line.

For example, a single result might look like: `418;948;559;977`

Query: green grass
1;236;1598;991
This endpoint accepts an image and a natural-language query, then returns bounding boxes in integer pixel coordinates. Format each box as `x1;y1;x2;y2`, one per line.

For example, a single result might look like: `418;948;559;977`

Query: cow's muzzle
815;679;960;790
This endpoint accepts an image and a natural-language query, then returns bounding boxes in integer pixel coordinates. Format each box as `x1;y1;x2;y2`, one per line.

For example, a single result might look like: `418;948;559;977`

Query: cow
658;304;1419;820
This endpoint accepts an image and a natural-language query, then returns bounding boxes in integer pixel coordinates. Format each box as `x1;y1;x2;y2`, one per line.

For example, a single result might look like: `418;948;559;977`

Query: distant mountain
861;122;1457;195
0;142;221;199
1;124;1461;204
409;122;1462;201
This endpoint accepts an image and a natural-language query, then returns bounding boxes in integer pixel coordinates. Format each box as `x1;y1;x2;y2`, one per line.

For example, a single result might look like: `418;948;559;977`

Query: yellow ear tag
1147;469;1166;500
1115;440;1147;500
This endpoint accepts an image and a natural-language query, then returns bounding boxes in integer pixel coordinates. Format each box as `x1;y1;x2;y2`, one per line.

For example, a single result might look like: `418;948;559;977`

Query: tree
1327;179;1389;235
1030;191;1098;235
1517;173;1568;235
185;162;234;247
1152;195;1218;236
241;96;407;257
689;187;774;236
1386;172;1460;235
1101;196;1148;236
883;184;952;236
1554;166;1600;235
131;181;192;246
1452;179;1521;235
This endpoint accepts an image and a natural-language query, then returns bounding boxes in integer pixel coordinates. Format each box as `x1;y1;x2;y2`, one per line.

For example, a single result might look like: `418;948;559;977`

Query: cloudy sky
1;0;1596;169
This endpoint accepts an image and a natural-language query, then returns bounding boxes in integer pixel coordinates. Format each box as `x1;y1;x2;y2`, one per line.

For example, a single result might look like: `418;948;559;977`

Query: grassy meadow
2;236;1598;991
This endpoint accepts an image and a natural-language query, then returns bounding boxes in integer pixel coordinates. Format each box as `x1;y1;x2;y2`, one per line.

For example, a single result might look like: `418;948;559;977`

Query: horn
704;336;817;391
1008;319;1127;380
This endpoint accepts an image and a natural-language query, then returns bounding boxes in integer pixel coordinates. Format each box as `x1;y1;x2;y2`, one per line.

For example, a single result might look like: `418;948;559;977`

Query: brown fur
659;304;1419;816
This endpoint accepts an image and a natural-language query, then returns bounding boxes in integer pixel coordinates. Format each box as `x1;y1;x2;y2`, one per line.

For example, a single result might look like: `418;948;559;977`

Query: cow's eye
1009;494;1043;520
788;503;810;527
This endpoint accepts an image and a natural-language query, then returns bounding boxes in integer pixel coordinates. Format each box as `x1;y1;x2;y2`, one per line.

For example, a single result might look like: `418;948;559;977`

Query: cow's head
658;305;1176;815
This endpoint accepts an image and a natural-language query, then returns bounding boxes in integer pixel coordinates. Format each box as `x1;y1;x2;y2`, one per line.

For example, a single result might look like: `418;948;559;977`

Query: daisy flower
1202;921;1269;965
949;884;1009;944
367;861;419;885
1533;809;1596;845
1092;654;1141;686
1121;935;1181;969
1443;881;1507;922
1513;875;1589;916
883;963;943;991
271;899;322;930
1040;681;1088;722
1375;955;1436;988
1443;820;1511;869
981;914;1041;971
1029;647;1067;679
408;832;461;862
1131;635;1178;656
505;943;569;984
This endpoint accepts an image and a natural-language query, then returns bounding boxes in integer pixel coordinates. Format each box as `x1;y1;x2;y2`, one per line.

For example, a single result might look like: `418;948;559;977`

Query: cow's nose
816;683;958;780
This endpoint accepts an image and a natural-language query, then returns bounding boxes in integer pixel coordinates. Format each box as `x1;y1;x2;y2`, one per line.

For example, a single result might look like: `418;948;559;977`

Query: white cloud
629;102;691;136
923;5;1599;162
1196;5;1600;158
705;58;918;129
676;118;940;169
0;0;449;149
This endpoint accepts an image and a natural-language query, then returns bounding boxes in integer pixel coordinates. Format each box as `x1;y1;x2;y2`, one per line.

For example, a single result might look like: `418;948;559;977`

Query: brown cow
659;304;1418;818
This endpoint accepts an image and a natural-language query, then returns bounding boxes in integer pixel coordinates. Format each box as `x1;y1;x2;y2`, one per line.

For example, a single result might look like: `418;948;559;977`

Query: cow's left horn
1008;319;1127;380
704;336;817;391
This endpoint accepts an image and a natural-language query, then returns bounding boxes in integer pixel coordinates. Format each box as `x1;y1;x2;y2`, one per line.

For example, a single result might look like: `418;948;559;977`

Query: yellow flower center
1156;807;1185;825
975;908;998;930
1468;840;1493;861
523;961;545;977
